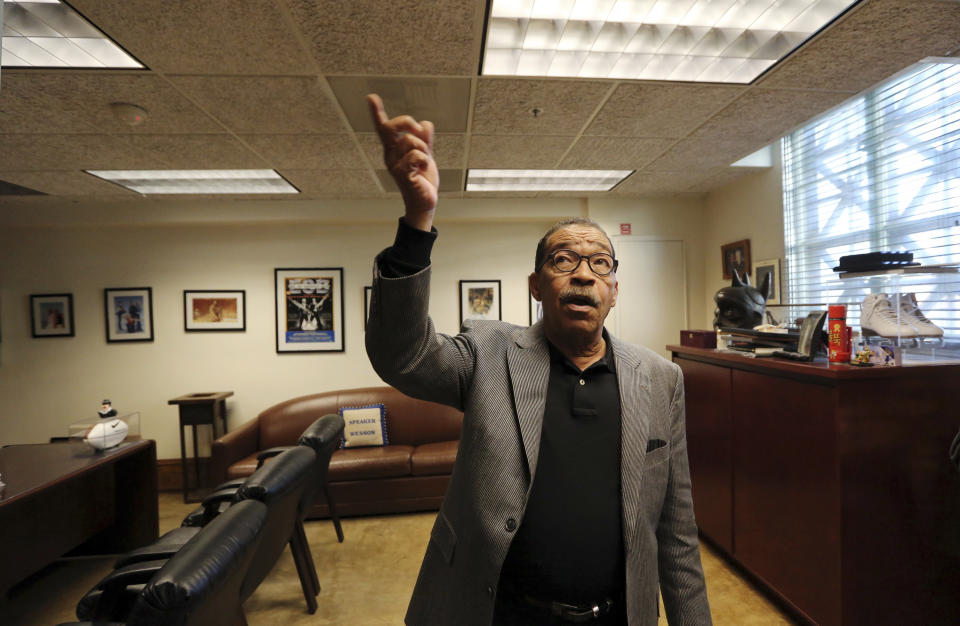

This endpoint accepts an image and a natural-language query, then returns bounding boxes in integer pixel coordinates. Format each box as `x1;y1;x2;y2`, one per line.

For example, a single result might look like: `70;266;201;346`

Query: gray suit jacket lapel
506;322;550;484
613;337;650;553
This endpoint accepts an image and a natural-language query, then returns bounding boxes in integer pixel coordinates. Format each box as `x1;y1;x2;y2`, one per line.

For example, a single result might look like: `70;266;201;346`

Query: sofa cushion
226;452;260;480
328;445;414;482
339;404;388;448
411;441;459;477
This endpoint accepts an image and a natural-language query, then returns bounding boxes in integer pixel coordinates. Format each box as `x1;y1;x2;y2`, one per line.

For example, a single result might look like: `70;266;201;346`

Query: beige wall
702;147;785;327
0;194;715;459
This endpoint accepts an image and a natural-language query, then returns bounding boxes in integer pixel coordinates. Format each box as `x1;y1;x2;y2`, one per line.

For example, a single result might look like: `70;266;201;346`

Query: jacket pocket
430;511;457;564
643;441;670;469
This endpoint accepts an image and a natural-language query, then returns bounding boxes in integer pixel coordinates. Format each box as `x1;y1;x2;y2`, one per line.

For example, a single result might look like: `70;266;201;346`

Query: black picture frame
30;293;75;338
274;268;344;353
459;279;502;326
184;290;246;332
105;287;154;343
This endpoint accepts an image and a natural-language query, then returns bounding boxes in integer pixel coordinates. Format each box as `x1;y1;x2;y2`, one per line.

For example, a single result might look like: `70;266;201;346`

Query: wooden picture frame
721;239;751;280
31;293;74;338
184;290;246;332
275;268;344;353
105;287;154;343
753;258;782;305
459;280;501;326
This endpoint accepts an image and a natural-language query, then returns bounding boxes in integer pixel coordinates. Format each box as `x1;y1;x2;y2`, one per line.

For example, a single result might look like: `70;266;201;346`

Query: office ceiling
0;0;957;203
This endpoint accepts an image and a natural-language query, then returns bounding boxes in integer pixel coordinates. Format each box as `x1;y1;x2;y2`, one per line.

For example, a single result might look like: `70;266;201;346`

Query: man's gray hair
534;217;616;271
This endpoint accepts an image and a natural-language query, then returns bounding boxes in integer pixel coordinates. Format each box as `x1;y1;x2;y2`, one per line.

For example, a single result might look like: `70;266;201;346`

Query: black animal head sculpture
713;269;771;330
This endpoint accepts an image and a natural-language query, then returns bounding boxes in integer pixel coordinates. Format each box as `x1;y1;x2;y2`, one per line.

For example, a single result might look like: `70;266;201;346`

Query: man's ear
610;279;618;308
528;272;540;300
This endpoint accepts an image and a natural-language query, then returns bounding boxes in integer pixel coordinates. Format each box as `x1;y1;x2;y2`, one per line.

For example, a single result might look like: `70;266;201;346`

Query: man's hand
367;93;438;231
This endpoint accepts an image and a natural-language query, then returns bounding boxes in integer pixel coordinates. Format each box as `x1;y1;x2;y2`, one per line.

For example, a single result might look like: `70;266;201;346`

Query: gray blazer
366;261;711;626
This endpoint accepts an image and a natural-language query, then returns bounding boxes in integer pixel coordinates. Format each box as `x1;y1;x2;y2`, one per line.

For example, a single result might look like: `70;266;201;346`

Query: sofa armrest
210;418;260;485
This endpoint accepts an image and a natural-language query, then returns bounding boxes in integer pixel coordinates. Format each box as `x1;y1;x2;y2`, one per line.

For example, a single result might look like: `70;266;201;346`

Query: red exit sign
619;223;631;235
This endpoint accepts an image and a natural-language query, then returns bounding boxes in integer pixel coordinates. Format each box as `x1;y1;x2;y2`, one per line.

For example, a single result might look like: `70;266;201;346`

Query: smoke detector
110;102;148;126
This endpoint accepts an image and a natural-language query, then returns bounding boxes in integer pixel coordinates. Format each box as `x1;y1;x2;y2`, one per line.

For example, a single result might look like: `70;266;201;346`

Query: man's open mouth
559;293;598;308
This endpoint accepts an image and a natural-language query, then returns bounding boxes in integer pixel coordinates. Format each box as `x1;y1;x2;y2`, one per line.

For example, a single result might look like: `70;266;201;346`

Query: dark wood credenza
669;346;960;626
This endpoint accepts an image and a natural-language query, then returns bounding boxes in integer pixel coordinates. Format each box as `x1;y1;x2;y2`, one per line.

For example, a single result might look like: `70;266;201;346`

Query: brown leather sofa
210;386;463;518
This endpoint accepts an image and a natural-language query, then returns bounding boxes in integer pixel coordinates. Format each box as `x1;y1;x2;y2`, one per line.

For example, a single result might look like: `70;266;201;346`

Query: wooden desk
0;440;158;594
168;391;232;502
670;346;960;625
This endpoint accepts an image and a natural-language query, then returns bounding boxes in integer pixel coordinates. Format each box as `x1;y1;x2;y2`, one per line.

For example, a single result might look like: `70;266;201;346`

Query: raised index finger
367;93;390;138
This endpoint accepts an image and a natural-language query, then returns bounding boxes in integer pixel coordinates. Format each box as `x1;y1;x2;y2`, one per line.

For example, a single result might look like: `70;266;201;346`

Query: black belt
519;593;616;623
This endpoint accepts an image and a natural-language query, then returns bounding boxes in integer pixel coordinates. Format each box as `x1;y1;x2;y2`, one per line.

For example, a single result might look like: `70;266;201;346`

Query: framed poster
184;290;246;331
459;280;501;326
275;268;344;353
753;258;782;305
363;286;372;330
721;239;751;280
105;287;154;342
529;292;543;326
31;293;74;338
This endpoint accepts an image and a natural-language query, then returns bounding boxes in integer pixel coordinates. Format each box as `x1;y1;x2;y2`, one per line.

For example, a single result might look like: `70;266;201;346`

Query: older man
364;94;711;626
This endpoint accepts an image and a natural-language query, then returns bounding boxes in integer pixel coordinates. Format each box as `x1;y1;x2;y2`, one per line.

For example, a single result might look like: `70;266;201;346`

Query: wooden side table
168;392;233;502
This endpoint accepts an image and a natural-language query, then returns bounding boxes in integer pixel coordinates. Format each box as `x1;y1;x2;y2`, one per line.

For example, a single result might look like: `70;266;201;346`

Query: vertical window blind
782;59;960;342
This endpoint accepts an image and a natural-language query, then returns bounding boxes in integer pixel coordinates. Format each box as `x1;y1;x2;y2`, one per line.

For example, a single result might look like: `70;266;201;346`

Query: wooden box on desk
680;330;716;349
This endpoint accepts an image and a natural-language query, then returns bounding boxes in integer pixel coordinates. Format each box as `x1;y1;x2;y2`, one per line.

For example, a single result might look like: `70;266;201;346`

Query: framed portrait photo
275;268;344;353
721;239;751;280
459;280;501;326
753;258;782;305
105;287;154;343
30;293;74;338
184;290;246;332
363;286;372;330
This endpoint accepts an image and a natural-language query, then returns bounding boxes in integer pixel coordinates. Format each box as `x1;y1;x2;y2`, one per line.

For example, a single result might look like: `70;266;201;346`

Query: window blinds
782;60;960;340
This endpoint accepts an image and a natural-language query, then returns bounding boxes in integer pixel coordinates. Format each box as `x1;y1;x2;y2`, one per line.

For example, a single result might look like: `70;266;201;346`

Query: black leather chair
102;447;317;612
71;499;267;625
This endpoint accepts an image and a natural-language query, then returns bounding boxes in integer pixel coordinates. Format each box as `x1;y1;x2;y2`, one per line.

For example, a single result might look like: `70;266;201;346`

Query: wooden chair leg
297;519;320;596
324;484;344;543
288;531;318;614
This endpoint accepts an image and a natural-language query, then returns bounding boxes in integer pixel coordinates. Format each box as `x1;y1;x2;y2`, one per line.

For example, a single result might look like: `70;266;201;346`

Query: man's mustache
558;289;599;307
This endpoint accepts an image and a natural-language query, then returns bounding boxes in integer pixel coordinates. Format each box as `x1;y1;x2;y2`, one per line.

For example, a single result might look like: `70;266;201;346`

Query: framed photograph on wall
363;286;372;330
529;292;543;326
275;268;344;353
721;239;751;280
31;293;74;338
753;258;782;305
105;287;153;342
459;280;501;326
184;290;246;332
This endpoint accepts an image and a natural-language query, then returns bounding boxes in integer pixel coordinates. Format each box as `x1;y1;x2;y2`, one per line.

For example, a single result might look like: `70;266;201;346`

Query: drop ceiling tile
241;135;365;170
559;136;675;170
691;89;851;145
644;137;763;171
612;170;711;195
472;79;612;135
760;0;960;91
357;134;465;170
687;168;769;193
0;134;164;170
280;169;382;196
468;135;572;169
0;170;137;196
169;76;346;134
329;76;472;133
375;169;463;194
286;0;480;75
585;83;745;138
67;0;316;74
120;135;267;169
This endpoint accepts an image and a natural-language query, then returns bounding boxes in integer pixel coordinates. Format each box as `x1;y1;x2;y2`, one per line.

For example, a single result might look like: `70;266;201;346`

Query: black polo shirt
498;338;624;603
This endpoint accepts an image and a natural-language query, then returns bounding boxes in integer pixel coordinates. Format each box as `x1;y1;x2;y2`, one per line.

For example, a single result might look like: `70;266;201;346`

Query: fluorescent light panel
1;0;142;68
466;169;633;191
482;0;857;83
85;170;299;195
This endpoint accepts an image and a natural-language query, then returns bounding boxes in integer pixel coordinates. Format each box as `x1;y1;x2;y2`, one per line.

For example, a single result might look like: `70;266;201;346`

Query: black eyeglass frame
538;249;619;276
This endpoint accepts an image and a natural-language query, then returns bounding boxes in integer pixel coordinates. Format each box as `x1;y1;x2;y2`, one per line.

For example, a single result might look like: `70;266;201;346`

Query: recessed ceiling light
482;0;857;83
84;170;299;195
466;169;633;192
1;0;143;68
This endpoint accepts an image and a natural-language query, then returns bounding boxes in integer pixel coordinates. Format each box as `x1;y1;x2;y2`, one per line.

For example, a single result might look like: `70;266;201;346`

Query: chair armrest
210;418;260;484
181;485;240;527
77;559;167;621
257;446;293;467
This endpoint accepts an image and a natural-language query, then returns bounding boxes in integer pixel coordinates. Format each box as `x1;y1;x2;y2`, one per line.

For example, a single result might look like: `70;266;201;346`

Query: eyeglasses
540;249;619;276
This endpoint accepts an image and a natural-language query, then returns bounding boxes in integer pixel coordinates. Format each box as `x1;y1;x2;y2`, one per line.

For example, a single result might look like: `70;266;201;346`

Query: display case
68;411;140;450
